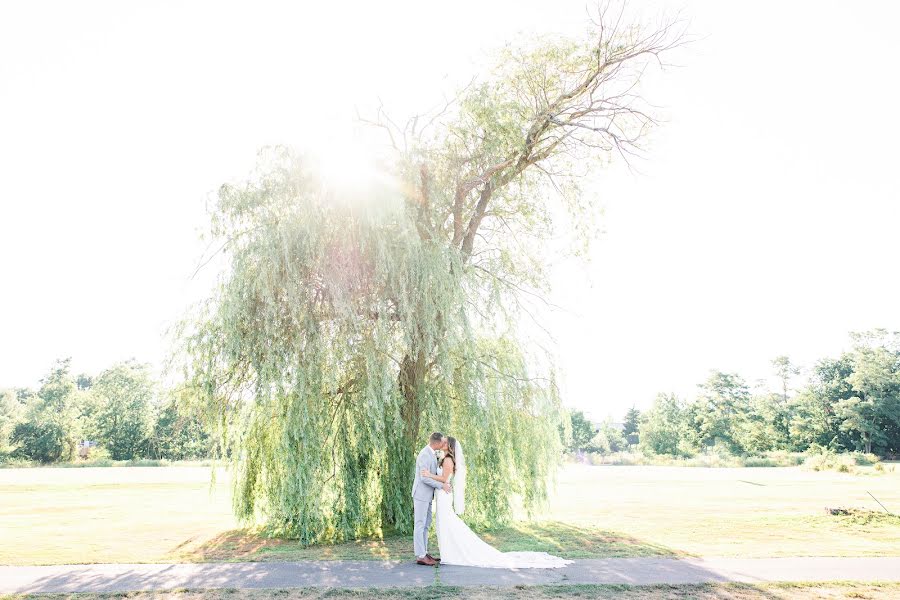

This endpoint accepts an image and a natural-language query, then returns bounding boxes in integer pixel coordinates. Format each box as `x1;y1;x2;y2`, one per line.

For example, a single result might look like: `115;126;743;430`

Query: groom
411;431;451;566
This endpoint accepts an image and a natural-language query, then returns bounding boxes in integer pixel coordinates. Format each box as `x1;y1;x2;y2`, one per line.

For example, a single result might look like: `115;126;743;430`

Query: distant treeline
0;358;213;463
6;329;899;465
565;329;900;458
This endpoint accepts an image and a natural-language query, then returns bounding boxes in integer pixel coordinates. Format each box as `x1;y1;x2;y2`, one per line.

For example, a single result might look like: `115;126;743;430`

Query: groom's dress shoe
426;554;441;562
416;556;437;566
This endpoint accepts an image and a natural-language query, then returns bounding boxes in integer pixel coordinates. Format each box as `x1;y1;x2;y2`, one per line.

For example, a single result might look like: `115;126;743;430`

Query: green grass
0;466;235;565
1;464;898;565
546;465;900;559
5;582;900;600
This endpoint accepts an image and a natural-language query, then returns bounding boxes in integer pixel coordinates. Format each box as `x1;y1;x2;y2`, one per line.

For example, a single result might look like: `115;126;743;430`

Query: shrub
82;445;110;461
801;447;881;473
573;449;808;468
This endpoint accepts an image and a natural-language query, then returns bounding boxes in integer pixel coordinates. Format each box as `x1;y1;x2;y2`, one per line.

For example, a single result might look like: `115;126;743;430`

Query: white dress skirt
434;472;571;569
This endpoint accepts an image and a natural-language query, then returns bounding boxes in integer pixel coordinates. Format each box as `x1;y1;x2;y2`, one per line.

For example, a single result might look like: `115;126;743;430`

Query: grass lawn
546;464;900;559
0;467;235;565
5;583;900;600
1;464;898;566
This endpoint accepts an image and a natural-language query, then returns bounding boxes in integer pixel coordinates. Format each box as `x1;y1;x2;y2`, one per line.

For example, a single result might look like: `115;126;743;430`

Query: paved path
3;557;900;594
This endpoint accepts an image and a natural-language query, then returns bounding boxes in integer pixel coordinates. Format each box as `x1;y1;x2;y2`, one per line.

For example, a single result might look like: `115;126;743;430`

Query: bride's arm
421;457;455;483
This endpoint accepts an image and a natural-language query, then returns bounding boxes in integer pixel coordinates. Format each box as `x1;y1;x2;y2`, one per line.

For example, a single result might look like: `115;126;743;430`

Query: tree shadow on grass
478;521;687;559
173;527;447;563
173;521;686;563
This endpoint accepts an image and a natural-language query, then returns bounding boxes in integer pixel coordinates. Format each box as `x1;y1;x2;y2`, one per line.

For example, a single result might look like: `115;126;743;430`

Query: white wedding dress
434;464;571;569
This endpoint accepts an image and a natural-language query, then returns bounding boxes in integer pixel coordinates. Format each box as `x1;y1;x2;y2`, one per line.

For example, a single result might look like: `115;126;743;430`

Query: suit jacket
411;445;443;502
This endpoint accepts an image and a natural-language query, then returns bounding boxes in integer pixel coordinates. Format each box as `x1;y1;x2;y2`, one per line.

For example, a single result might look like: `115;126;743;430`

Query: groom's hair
429;432;444;443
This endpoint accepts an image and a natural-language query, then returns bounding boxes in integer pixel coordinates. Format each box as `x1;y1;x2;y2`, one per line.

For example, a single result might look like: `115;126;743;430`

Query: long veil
453;439;466;515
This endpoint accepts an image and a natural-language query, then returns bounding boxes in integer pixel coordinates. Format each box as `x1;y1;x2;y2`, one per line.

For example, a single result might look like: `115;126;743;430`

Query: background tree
787;388;831;450
639;393;689;456
567;410;596;452
771;355;799;403
748;392;791;451
791;355;856;450
0;389;24;457
622;406;640;436
87;360;156;460
177;7;685;542
882;409;900;456
690;370;750;454
75;374;93;391
12;359;80;462
590;417;626;454
148;391;214;461
837;330;900;454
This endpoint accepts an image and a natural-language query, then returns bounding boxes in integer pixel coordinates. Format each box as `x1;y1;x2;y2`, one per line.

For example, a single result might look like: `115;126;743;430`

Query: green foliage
84;445;112;462
588;418;626;454
86;360;156;460
690;371;751;454
172;7;687;543
631;335;900;459
771;355;800;402
802;444;881;473
788;356;857;451
837;331;900;454
148;391;214;460
639;393;690;457
176;152;562;543
11;359;80;463
5;358;217;465
622;406;640;437
726;393;792;455
0;388;24;456
566;410;596;452
583;449;807;468
75;373;93;390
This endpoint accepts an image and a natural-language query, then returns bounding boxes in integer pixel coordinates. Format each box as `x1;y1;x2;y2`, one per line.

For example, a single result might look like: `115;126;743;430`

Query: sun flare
315;135;387;196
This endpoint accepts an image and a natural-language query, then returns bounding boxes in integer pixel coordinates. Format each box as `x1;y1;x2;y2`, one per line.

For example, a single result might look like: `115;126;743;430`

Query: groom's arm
417;453;444;490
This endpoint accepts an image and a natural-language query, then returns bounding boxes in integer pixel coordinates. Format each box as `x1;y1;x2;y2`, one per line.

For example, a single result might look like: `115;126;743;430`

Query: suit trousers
413;496;433;558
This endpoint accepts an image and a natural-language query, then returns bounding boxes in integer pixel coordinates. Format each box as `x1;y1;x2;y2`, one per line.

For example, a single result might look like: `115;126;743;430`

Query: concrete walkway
3;557;900;594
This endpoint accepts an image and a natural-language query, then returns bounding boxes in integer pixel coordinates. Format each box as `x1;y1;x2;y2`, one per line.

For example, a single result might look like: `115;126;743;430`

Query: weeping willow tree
176;4;685;543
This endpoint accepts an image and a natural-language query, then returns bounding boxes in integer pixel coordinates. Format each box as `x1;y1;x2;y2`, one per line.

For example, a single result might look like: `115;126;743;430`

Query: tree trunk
380;350;429;532
399;350;427;449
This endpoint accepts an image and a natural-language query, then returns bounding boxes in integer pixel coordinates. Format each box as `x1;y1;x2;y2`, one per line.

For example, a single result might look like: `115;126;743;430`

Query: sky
1;1;899;421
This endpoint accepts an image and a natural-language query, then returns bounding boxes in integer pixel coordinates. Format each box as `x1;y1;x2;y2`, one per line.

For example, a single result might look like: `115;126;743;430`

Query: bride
420;436;571;569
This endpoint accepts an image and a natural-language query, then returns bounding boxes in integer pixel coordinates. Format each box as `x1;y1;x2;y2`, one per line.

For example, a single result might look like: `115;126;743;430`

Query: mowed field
1;464;898;566
0;467;236;565
548;464;900;558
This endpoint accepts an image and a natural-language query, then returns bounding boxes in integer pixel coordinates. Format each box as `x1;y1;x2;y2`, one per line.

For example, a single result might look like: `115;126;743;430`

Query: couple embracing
411;431;571;569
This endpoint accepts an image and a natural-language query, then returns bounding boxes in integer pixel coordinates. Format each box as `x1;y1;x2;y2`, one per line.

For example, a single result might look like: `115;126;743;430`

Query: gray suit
411;445;443;558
